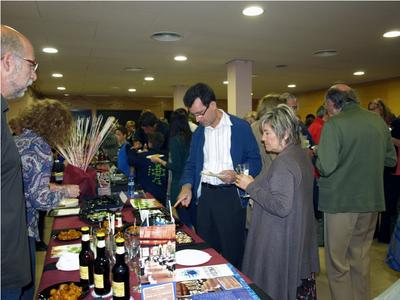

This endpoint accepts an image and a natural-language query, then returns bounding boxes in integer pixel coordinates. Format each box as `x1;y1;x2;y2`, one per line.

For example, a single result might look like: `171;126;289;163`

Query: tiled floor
35;216;400;299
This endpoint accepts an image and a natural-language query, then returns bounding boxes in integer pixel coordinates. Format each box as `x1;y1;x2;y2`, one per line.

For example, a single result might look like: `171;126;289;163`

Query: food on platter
57;229;82;241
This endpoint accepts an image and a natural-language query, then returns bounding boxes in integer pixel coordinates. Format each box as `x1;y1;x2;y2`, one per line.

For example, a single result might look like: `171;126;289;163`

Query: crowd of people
2;24;400;300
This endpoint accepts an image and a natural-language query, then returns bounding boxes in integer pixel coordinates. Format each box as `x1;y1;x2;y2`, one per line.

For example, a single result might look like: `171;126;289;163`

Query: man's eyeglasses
192;104;209;118
13;54;39;72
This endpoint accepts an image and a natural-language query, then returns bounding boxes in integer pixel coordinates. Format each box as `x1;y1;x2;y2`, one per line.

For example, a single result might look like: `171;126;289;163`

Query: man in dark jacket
175;83;261;269
1;24;37;299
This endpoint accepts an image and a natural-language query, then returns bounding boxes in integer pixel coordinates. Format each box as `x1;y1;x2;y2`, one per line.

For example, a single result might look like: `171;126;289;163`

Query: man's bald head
1;25;27;56
1;25;37;99
331;83;352;92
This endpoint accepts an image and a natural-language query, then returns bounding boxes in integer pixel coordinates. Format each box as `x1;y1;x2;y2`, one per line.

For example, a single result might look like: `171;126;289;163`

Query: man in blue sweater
175;83;261;268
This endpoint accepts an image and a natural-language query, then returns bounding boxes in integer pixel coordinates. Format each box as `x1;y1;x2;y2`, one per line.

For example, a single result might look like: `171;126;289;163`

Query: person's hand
235;174;254;191
218;170;236;184
65;184;80;197
174;184;192;208
132;141;142;150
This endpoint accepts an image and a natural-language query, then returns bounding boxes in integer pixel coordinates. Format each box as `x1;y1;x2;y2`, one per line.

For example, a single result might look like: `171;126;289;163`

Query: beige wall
296;77;400;120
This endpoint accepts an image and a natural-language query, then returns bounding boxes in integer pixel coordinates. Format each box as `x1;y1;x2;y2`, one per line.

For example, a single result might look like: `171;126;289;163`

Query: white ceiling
2;1;400;100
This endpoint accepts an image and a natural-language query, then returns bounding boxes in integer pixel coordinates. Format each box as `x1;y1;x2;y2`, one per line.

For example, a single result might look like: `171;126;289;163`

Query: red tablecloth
37;206;244;299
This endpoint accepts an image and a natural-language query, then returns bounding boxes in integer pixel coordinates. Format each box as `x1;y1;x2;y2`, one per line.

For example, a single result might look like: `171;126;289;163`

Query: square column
173;85;189;110
226;60;252;117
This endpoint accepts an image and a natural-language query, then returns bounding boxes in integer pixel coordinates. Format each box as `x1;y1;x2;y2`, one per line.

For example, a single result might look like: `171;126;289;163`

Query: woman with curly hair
15;99;79;300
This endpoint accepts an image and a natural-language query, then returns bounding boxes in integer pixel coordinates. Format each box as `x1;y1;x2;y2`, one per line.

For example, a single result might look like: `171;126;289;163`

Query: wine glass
235;163;250;199
124;231;140;292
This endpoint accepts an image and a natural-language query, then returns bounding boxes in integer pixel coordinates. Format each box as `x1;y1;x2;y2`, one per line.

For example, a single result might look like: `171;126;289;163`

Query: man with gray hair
280;92;315;148
1;24;37;299
316;84;397;300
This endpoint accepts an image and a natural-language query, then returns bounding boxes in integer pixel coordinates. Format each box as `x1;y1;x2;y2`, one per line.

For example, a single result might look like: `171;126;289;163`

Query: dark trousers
377;171;400;243
196;184;246;269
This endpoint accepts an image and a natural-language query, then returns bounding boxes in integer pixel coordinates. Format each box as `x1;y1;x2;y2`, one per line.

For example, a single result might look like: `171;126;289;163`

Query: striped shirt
202;110;234;185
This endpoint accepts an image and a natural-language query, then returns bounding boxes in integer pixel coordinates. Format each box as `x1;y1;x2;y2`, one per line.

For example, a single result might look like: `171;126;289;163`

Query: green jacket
316;102;397;213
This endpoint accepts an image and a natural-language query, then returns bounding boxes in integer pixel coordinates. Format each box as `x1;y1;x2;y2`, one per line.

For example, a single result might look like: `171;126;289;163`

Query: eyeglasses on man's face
13;54;39;72
192;104;209;118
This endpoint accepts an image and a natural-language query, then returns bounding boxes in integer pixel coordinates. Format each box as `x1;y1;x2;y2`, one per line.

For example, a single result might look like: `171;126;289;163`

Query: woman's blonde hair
260;104;301;146
256;94;284;120
18;99;73;146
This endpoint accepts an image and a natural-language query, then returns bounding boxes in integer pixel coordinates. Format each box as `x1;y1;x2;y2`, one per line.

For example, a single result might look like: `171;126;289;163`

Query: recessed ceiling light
174;55;187;61
144;76;154;81
124;67;144;72
64;94;69;96
57;86;66;90
151;32;183;42
275;64;288;68
313;49;337;57
128;88;136;92
383;30;400;38
52;73;63;78
242;6;264;16
353;71;365;76
288;84;296;88
42;47;58;54
251;93;254;96
223;81;228;85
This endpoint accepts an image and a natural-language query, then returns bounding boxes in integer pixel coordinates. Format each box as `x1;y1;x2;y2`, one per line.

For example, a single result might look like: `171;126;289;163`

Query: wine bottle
112;237;130;299
94;231;111;295
79;226;94;291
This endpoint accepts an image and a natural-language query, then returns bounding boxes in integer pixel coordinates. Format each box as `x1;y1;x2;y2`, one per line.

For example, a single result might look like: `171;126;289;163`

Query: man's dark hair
147;132;164;150
183;83;216;108
326;88;358;110
116;125;128;136
139;111;158;127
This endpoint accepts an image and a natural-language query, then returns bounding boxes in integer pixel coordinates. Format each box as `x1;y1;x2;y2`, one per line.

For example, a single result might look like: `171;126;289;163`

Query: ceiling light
353;71;365;76
151;32;183;42
124;67;144;72
174;55;187;61
42;47;58;54
64;94;69;96
223;81;228;85
57;86;66;90
383;30;400;38
52;73;63;78
313;49;337;57
242;6;264;16
144;76;154;81
275;64;288;68
288;84;296;88
128;88;136;92
251;93;254;96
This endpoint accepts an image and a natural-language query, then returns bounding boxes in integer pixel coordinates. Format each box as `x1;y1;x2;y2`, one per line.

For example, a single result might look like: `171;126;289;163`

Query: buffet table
38;200;271;299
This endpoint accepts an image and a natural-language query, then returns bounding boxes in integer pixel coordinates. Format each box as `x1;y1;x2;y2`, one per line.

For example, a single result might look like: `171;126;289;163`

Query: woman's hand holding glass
235;173;254;191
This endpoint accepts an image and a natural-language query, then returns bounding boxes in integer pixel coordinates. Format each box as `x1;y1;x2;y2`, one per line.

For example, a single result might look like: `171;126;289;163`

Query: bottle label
97;240;105;248
94;273;104;288
82;233;90;242
80;266;89;280
112;281;125;297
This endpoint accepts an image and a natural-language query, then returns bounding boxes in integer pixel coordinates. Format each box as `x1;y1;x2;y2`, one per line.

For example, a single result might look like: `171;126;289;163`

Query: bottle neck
115;245;125;264
81;234;91;249
96;239;106;256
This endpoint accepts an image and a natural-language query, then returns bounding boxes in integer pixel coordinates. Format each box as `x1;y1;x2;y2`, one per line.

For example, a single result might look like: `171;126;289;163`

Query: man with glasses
1;24;37;299
175;83;261;269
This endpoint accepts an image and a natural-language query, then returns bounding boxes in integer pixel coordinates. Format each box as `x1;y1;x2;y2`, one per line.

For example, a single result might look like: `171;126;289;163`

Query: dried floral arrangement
57;116;117;171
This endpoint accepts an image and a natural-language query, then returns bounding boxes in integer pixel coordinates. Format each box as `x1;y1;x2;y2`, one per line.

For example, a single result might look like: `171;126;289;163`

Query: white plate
176;249;212;266
56;252;80;271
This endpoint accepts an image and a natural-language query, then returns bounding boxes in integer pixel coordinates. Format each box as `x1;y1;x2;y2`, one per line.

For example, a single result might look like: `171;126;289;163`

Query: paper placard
119;191;128;204
141;282;175;300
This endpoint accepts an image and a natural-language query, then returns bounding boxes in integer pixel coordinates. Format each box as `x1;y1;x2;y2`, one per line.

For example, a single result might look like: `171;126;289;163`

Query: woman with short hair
235;104;319;300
